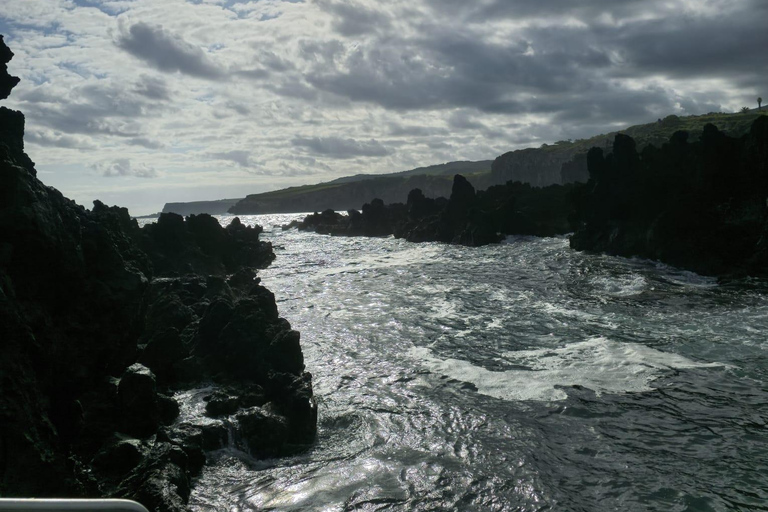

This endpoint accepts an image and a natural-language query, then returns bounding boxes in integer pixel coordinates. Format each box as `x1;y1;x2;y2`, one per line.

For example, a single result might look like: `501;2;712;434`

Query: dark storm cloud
317;1;392;36
210;150;255;167
299;0;764;124
474;0;649;20
305;30;608;113
116;22;224;79
606;15;768;82
19;81;154;138
133;75;171;100
292;136;392;158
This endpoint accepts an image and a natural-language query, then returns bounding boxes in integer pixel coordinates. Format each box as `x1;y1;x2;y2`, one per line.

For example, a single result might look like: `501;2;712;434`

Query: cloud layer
0;0;765;214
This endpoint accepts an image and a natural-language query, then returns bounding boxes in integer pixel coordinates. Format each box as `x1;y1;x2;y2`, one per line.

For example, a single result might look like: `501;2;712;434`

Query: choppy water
147;214;768;511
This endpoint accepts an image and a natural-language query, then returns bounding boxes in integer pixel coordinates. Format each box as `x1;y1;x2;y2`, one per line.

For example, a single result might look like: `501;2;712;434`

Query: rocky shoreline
291;118;768;278
0;35;315;511
287;175;574;247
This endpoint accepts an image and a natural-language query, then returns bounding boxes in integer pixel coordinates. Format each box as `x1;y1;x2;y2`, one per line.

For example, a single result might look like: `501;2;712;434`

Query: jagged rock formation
570;118;768;276
0;36;315;511
290;174;574;246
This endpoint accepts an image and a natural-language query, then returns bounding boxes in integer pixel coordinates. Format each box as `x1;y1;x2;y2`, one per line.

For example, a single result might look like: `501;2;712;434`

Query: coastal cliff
228;162;492;215
570;118;768;277
0;36;315;511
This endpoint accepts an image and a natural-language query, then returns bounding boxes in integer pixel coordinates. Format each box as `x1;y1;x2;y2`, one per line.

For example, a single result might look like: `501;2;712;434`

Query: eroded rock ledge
0;35;315;512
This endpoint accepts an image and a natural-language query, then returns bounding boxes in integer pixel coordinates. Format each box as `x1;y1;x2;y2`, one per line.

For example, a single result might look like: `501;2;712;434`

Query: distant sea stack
161;198;242;216
0;35;315;511
293;116;768;279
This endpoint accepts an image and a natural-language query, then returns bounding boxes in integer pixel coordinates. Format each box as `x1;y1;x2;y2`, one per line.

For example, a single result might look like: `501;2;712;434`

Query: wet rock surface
0;36;315;512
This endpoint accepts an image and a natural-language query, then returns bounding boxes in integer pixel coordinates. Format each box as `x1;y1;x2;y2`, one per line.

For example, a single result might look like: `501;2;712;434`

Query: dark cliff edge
0;36;316;511
570;118;768;278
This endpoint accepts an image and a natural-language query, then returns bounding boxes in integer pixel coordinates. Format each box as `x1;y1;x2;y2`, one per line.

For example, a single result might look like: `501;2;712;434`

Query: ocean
141;214;768;511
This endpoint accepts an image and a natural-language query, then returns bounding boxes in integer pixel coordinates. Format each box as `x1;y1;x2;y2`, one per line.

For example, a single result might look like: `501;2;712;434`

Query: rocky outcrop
0;36;315;512
570;118;768;277
139;213;275;276
291;175;575;246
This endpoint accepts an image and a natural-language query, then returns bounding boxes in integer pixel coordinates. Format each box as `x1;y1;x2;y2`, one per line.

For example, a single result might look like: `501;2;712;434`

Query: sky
1;0;766;215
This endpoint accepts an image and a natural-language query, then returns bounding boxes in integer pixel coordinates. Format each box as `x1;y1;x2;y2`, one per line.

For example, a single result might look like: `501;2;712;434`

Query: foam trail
410;338;725;402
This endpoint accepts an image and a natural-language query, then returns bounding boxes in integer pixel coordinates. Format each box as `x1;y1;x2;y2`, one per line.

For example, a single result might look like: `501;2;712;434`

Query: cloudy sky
1;0;765;214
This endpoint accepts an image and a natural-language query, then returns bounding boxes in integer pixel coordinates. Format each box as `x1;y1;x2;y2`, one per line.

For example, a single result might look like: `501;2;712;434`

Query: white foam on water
312;244;445;278
409;338;725;402
590;274;648;297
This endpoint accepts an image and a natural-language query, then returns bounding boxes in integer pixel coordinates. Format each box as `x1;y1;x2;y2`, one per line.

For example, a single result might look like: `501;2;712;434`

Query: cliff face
491;146;585;187
0;35;20;100
230;174;458;214
0;36;315;511
490;112;768;189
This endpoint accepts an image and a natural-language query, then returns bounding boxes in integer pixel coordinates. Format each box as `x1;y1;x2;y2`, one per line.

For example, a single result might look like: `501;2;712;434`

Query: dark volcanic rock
0;36;315;510
0;35;20;100
118;364;161;438
139;212;275;276
296;173;574;247
234;406;291;459
570;118;768;277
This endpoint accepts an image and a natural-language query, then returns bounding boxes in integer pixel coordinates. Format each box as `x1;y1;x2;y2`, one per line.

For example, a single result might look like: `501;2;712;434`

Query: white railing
0;499;149;512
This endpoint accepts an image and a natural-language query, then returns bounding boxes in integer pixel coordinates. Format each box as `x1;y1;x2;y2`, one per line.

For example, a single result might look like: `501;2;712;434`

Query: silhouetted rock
297;173;575;246
118;364;162;438
139;213;274;276
0;36;315;510
0;35;20;100
234;407;291;458
570;118;768;277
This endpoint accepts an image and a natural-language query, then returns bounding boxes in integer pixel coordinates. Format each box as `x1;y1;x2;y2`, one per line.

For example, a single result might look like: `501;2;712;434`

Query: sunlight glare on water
173;214;768;511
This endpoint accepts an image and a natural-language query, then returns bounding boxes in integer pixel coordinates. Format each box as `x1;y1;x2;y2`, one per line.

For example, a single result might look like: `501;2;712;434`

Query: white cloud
0;0;764;214
95;158;159;178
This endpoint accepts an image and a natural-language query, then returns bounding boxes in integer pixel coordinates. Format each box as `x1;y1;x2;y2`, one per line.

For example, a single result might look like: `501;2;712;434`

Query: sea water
141;214;768;511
